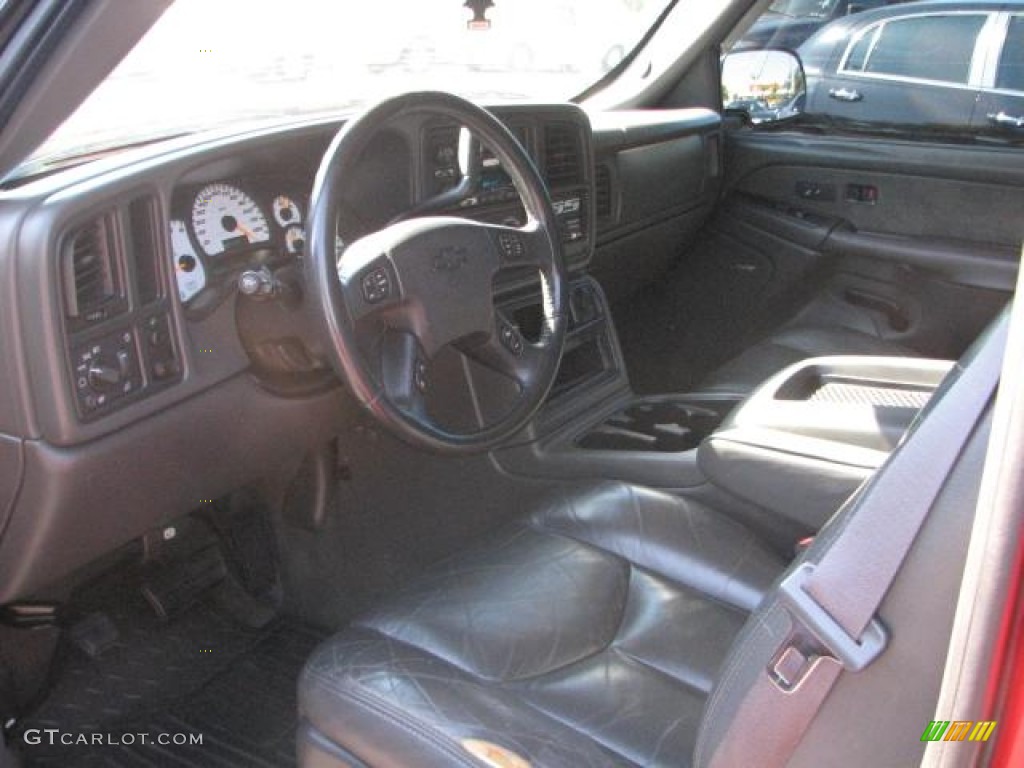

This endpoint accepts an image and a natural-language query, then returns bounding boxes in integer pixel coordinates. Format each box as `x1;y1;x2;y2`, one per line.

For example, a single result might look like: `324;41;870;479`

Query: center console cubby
494;277;742;489
575;398;733;453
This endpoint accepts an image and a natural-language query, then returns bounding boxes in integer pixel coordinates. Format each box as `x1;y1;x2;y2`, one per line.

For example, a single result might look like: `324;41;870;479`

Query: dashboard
163;108;594;320
0;98;722;603
0;102;599;602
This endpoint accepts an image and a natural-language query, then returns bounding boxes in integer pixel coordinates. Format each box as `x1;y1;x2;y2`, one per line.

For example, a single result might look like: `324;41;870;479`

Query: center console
495;277;744;489
697;355;953;531
496;278;952;540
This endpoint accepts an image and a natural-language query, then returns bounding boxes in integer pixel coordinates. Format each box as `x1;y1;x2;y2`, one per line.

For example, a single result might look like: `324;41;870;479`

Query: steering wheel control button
497;232;526;263
414;359;428;393
361;266;392;304
500;323;524;356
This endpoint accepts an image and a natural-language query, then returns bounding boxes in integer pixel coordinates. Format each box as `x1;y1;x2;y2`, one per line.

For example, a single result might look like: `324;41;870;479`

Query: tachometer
191;183;271;256
170;219;206;303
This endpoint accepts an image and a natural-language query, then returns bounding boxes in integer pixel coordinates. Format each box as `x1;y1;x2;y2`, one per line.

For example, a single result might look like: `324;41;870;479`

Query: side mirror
722;49;806;125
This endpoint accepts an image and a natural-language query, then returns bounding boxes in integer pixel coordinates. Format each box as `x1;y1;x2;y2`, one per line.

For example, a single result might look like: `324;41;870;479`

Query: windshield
16;0;671;177
768;0;838;17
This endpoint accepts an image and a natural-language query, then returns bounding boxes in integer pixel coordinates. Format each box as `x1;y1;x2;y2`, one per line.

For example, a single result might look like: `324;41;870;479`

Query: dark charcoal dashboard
40;105;595;433
0;103;597;600
0;101;721;602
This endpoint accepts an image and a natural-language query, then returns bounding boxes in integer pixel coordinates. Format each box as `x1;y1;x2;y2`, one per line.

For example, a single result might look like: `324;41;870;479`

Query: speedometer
191;183;271;256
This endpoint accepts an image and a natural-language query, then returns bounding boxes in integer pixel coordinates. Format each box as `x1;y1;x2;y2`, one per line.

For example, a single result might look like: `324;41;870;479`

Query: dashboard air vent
595;163;613;221
62;213;122;324
544;123;583;188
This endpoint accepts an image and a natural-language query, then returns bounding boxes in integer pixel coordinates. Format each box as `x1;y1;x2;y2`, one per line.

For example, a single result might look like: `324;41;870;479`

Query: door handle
987;111;1024;129
828;87;862;102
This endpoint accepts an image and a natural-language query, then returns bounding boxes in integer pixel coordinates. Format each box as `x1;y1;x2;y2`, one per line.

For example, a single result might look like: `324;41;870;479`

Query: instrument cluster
170;180;307;307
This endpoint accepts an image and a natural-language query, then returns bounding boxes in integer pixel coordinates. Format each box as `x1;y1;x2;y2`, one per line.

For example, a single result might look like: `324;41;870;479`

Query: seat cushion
298;482;786;768
698;326;919;395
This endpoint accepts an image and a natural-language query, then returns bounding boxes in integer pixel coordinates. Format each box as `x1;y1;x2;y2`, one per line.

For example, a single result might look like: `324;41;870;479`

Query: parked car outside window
732;0;909;52
725;0;1024;139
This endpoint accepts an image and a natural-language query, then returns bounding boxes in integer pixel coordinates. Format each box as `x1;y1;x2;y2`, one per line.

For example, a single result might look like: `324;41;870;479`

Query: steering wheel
305;92;568;454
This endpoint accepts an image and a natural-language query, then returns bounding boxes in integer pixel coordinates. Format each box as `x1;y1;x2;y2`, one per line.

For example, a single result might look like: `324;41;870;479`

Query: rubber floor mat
18;618;325;767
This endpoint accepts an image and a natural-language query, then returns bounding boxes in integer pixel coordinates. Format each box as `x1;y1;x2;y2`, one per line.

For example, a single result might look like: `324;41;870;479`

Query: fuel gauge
284;225;306;255
170;219;206;303
273;196;302;228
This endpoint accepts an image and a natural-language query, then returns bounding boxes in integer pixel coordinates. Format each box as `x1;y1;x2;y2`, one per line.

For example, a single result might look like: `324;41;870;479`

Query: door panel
717;129;1020;358
737;163;1024;249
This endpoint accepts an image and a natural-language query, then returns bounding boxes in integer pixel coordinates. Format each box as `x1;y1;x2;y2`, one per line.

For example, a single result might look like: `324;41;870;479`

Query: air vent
62;213;122;324
595;163;613;221
544;123;583;188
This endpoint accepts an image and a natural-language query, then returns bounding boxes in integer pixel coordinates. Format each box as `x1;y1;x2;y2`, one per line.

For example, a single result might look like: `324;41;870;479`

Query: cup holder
576;400;730;453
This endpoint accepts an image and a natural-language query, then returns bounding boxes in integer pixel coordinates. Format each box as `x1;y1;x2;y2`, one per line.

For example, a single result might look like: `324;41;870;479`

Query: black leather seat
297;315;1002;767
698;326;919;395
299;483;786;767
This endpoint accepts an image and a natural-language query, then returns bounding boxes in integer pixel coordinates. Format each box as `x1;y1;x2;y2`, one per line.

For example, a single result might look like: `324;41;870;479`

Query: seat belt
706;311;1010;768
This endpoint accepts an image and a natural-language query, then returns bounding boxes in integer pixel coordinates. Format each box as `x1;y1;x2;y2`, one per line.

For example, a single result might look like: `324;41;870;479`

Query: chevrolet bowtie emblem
432;246;468;272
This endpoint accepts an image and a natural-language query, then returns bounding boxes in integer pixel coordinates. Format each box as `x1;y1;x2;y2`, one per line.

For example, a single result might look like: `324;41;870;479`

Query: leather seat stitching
303;669;484;768
306;632;642;766
530;512;769;615
609;644;713;696
496;685;645;768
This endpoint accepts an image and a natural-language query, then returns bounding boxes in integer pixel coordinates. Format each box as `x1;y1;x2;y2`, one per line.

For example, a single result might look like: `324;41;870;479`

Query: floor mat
16;573;324;767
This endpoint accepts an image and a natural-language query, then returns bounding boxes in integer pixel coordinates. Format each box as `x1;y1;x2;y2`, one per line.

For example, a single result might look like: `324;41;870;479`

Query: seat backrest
694;307;1008;768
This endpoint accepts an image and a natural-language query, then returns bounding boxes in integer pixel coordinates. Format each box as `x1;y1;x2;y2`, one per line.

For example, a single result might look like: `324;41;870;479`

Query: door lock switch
845;183;879;204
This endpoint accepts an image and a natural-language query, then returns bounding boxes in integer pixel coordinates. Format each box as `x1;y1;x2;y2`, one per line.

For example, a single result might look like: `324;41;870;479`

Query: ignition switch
238;267;279;299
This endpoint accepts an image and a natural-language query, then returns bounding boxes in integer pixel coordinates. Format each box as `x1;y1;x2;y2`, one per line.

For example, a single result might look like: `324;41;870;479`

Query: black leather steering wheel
306;92;568;453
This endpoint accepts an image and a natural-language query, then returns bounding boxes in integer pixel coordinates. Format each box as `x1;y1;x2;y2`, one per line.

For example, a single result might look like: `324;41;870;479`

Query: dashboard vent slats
544;124;583;188
62;213;122;323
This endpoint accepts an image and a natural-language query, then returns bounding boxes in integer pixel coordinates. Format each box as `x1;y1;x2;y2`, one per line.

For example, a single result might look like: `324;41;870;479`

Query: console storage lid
699;356;954;531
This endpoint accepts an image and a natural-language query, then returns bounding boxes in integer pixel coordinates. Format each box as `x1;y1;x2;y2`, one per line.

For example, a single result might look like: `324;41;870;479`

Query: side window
996;16;1024;93
722;3;996;134
841;14;987;84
